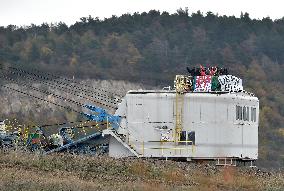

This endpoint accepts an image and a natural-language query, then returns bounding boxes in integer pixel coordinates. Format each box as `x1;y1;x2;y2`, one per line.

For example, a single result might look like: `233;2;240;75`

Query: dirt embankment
0;151;283;191
0;79;149;125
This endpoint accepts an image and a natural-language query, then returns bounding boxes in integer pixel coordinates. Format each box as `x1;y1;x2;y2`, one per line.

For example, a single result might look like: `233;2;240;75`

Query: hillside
0;79;147;123
0;9;284;168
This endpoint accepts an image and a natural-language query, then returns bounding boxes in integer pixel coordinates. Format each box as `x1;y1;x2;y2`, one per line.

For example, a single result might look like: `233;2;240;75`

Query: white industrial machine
0;65;259;165
104;68;259;164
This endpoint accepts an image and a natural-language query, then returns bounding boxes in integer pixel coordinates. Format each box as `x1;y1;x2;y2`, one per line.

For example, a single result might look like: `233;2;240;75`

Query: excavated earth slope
0;79;149;125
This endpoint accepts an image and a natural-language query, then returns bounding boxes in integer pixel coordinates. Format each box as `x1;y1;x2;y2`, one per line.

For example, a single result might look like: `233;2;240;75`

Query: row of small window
236;106;257;122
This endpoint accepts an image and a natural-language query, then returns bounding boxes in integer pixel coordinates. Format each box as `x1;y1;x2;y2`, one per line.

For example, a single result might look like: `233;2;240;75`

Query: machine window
179;131;187;145
236;106;239;120
236;105;245;120
236;105;243;120
239;106;243;120
246;106;250;121
243;106;247;121
251;107;256;122
188;131;195;145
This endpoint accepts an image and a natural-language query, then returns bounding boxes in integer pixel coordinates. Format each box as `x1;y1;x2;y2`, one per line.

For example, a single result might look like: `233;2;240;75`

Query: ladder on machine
174;75;190;144
175;92;184;144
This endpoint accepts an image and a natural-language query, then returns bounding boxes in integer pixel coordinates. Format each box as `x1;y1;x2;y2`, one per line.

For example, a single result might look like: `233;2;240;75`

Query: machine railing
127;138;195;157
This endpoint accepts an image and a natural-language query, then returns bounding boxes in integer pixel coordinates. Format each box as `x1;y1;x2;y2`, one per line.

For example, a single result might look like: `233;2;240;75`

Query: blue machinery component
83;105;121;129
45;105;120;155
45;132;105;155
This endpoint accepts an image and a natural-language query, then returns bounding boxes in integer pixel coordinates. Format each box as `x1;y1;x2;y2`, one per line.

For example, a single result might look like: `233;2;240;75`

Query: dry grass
0;151;283;191
193;167;261;191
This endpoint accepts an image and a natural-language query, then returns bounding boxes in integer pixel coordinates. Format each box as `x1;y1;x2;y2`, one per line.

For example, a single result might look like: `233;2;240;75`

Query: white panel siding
110;91;259;160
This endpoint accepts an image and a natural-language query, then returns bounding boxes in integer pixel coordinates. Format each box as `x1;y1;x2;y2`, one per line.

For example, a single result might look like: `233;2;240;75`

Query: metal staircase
103;129;142;158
